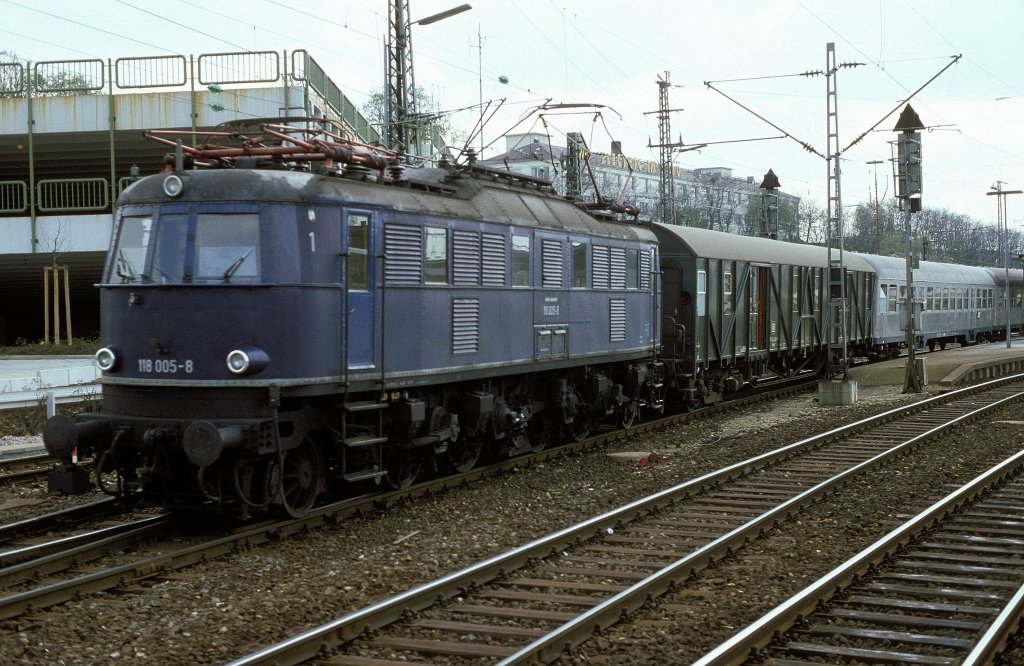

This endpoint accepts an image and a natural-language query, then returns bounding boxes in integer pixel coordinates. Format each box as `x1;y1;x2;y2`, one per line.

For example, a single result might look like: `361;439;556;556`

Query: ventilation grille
453;230;481;286
481;232;506;286
640;248;652;290
610;247;626;289
384;224;422;284
542;238;563;288
452;298;480;354
610;299;626;342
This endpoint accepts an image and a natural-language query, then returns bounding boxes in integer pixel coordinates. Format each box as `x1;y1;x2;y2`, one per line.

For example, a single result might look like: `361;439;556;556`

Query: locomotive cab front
44;169;346;517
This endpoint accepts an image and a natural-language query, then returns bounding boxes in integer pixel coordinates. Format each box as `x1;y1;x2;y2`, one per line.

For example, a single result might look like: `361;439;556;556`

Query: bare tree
0;50;95;98
361;85;463;148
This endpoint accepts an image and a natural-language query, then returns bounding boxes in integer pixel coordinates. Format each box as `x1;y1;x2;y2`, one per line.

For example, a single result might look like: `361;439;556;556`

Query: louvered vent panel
610;247;627;289
452;298;480;354
481;232;506;286
542;239;563;288
592;245;610;289
384;224;422;284
640;248;652;290
610;299;626;342
453;230;482;286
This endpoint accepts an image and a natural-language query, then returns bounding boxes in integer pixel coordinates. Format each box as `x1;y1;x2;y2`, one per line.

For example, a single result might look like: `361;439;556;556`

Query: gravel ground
2;382;1021;665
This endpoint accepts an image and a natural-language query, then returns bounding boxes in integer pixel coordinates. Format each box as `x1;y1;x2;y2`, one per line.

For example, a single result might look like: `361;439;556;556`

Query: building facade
482;133;801;237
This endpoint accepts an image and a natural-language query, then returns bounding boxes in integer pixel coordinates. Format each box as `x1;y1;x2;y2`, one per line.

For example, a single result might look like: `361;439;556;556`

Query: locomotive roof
848;252;998;286
120;166;656;244
651;223;875;272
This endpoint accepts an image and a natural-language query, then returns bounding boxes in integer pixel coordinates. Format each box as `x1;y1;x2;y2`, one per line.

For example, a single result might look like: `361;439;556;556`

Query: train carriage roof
848;252;997;286
120;167;658;245
983;266;1024;287
651;223;874;272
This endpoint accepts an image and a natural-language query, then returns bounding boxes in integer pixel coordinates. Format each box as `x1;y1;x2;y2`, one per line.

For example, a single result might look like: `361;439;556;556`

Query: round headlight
226;349;251;375
95;346;120;372
226;346;269;376
162;174;184;198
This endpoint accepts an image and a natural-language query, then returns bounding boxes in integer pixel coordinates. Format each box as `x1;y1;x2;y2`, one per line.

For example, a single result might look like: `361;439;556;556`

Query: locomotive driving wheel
568;407;591;442
443;436;483;473
617;400;640;429
277;438;324;518
385;447;423;489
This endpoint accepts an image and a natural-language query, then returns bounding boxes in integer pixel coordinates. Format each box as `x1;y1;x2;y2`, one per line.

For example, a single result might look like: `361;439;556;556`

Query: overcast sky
3;0;1022;226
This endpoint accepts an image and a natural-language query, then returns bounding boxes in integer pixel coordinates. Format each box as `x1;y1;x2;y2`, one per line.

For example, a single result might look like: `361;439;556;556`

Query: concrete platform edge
938;358;1024;387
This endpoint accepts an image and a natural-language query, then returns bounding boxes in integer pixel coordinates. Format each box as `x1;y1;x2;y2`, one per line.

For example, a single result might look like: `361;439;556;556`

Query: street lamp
415;3;471;25
387;2;472;160
986;182;1022;348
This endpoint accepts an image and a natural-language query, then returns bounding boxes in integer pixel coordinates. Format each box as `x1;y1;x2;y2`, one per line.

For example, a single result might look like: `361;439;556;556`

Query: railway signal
893;103;925;393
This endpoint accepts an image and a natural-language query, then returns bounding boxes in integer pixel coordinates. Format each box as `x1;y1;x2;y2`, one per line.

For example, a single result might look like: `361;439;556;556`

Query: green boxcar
652;224;874;407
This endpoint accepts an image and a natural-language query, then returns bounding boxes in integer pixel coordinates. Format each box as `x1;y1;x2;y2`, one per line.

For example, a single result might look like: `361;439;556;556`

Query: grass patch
0;335;102;357
0;399;101;437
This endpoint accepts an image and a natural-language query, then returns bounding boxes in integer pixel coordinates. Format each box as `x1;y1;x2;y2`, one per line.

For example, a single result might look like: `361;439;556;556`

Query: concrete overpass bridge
0;50;382;345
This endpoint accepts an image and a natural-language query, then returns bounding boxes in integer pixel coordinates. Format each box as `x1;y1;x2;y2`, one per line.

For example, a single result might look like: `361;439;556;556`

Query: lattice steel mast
386;0;417;156
645;72;685;225
825;42;850;380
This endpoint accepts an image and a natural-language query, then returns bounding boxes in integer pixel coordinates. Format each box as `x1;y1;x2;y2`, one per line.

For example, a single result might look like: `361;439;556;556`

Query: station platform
0;355;100;409
849;339;1024;387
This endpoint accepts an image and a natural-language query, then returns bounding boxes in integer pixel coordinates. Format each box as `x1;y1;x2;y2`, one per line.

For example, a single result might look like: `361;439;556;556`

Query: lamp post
986;182;1022;348
387;2;471;159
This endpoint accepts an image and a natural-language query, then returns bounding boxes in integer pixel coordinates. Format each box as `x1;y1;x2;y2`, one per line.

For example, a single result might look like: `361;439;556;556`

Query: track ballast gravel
1;384;1022;665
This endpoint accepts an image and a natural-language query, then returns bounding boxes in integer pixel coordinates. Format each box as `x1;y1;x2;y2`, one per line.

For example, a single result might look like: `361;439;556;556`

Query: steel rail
499;382;1024;664
693;430;1024;666
0;378;813;622
963;581;1024;666
0;497;121;544
225;374;1024;666
0;514;170;577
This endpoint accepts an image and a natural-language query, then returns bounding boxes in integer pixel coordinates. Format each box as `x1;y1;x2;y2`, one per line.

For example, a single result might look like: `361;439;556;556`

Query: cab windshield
110;211;260;284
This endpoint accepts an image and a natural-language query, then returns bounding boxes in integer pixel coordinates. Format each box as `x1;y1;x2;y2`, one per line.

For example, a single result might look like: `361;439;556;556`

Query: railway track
0;496;123;545
0;452;53;486
696;447;1024;665
223;374;1024;665
0;377;814;624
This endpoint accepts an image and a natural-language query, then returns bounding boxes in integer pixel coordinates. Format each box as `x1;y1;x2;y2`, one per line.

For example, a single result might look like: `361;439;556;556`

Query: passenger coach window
512;234;530;286
347;214;369;291
723;270;733;315
697;270;707;316
194;213;260;283
111;215;153;283
425;227;448;284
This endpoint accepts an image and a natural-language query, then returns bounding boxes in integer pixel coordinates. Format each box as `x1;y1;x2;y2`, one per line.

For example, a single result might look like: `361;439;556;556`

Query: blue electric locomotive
43;120;664;517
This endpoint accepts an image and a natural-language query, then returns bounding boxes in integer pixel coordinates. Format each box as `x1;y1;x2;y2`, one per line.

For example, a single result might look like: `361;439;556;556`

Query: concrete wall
0;86;300;135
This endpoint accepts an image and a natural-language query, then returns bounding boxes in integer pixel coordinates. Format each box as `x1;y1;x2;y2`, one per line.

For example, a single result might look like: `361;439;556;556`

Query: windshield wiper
223;248;254;282
116;250;137;283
